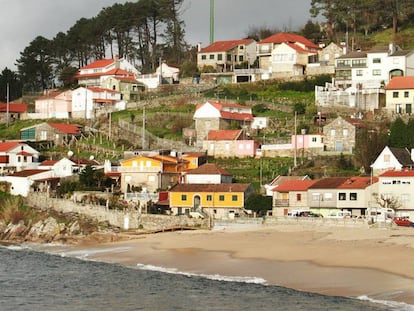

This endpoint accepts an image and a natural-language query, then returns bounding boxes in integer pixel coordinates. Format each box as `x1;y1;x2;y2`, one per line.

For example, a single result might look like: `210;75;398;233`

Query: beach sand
51;223;414;305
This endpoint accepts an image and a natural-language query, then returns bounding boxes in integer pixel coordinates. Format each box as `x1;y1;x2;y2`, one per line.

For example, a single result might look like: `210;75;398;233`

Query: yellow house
169;183;254;219
181;152;207;170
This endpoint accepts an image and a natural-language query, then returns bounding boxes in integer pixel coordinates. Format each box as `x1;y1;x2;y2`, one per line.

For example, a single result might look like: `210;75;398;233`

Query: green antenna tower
210;0;214;44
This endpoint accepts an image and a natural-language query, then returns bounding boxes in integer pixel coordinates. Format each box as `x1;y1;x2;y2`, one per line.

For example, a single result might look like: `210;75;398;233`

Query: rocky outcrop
0;211;116;244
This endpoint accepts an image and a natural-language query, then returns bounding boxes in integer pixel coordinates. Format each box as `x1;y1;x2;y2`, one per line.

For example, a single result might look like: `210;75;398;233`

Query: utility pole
293;111;297;167
210;0;215;44
6;83;9;127
142;107;146;149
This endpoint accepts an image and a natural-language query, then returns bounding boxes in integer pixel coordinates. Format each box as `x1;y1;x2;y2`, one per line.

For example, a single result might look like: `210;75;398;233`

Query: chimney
389;43;396;54
197;42;202;52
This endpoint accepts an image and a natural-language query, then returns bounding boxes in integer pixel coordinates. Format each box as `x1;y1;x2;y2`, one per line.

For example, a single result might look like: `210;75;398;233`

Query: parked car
326;210;352;219
298;211;323;217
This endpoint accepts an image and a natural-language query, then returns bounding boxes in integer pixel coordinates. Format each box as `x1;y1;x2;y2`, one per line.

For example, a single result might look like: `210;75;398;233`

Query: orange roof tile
385;76;414;90
169;183;251;193
0;141;21;152
380;170;414;177
338;176;378;189
48;123;81;135
0;103;28;113
80;59;115;70
273;180;318;192
186;163;232;175
207;129;242;140
199;39;254;53
259;32;320;49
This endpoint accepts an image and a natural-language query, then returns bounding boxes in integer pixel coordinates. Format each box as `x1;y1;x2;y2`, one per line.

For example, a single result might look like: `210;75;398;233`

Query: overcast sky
0;0;311;70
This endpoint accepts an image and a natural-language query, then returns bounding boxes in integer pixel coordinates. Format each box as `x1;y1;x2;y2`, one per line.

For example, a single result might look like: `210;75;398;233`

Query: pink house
34;90;72;119
203;129;259;158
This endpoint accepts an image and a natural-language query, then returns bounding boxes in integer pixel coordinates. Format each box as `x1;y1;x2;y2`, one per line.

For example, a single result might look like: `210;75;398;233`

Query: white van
326;210;352;219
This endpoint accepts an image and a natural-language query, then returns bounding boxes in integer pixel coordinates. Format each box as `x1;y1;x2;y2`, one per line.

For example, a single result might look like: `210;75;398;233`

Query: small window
219;195;225;201
206;195;212;201
232;195;238;201
393;91;399;98
350;193;357;200
296;193;302;201
404;91;409;98
181;194;187;201
217;54;222;61
239;55;243;62
339;193;346;201
201;55;206;60
356;70;363;76
330;129;336;136
209;54;214;60
372;69;381;76
373;58;381;64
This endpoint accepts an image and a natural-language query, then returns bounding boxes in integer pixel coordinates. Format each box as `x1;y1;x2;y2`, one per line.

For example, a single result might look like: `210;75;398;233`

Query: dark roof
308;177;349;189
169;183;251;193
337;51;367;59
389;147;414;166
186;163;232;176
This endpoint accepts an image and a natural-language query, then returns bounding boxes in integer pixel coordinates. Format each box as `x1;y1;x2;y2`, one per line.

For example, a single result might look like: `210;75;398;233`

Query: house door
193;195;201;211
335;141;343;152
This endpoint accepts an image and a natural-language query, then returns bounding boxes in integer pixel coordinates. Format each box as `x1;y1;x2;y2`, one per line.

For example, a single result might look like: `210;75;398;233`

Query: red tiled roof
259;32;320;49
0;141;21;152
9;169;49;177
80;59;115;70
220;111;254;121
380;170;414;177
309;177;349;189
40;160;58;166
273;180;318;192
199;39;254;53
87;87;120;94
207;129;242;140
0;103;28;113
338;176;378;189
186;163;232;176
345;118;366;128
48;123;81;135
385;76;414;90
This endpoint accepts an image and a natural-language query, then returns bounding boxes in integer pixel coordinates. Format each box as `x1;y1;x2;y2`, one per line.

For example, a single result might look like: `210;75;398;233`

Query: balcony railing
274;199;289;207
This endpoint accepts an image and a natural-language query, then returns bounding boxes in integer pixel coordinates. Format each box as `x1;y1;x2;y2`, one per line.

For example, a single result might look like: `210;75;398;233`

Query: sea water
0;245;412;311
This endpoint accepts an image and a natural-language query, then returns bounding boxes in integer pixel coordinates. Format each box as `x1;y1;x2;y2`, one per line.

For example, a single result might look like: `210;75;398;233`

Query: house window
227;54;231;61
219;195;225;201
206;195;212;201
393;91;399;98
356;70;363;76
296;193;302;201
217;54;222;61
324;193;333;201
373;58;381;64
330;129;336;136
312;137;317;142
343;128;348;137
181;194;187;201
201;55;206;60
406;104;412;114
239;55;244;62
396;104;402;114
312;193;320;201
372;69;381;76
384;154;390;163
146;161;151;167
339;192;346;200
350;193;357;200
209;54;214;60
404;91;409;98
232;195;238;201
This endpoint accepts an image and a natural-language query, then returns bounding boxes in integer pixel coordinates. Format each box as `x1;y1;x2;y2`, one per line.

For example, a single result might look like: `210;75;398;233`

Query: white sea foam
136;263;267;285
357;295;414;311
58;246;132;259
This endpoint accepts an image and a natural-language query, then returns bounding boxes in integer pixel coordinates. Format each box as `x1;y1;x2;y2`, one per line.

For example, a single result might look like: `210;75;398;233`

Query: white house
0;141;40;173
377;170;414;219
71;86;123;119
0;169;55;196
371;146;414;176
38;157;77;177
183;163;232;184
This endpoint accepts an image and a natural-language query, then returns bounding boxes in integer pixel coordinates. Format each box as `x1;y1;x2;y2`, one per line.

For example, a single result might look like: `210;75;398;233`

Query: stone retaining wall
25;193;209;231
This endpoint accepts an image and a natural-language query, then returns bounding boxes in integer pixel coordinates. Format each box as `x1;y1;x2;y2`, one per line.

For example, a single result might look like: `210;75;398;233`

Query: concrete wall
25;193;208;231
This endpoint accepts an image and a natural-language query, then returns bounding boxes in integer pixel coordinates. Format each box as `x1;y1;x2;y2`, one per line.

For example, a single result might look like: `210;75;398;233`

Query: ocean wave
357;295;414;311
57;246;132;259
136;263;267;285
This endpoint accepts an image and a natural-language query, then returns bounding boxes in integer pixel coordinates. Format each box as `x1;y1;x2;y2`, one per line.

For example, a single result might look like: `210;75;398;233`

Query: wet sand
45;224;414;305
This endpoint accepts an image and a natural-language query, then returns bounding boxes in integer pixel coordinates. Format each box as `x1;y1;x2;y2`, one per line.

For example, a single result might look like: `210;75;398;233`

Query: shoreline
33;224;414;306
